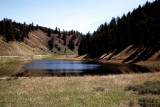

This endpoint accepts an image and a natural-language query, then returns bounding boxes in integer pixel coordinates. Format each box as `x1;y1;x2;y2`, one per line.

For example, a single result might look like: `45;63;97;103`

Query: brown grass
0;72;159;106
100;45;160;67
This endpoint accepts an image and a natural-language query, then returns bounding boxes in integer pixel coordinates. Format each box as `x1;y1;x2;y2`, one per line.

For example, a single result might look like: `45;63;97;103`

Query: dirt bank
68;52;160;70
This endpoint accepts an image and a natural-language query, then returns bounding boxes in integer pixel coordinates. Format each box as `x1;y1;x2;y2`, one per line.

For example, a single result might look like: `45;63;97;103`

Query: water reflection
24;60;101;71
0;60;159;77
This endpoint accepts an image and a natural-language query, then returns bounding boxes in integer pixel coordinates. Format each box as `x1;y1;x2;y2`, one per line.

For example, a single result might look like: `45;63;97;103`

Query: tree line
0;18;30;41
0;18;82;51
78;0;160;58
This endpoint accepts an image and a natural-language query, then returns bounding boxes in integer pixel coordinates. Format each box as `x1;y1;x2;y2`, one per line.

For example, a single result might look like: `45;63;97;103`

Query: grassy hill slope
0;28;81;56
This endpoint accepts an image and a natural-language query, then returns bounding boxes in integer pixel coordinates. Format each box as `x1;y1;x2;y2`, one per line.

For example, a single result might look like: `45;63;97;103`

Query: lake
0;60;158;77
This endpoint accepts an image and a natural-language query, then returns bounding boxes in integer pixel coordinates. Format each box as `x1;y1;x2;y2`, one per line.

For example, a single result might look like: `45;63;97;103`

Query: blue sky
0;0;155;34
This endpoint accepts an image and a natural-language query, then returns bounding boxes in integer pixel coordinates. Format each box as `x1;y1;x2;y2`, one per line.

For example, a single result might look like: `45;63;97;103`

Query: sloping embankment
98;44;160;68
0;31;51;56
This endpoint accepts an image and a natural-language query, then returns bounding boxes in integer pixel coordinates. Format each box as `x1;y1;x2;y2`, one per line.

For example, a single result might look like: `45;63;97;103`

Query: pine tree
47;28;52;37
36;24;39;30
68;39;75;51
54;27;58;34
5;20;15;41
15;29;22;42
0;20;5;36
62;33;66;45
78;0;160;58
48;38;54;50
57;33;61;38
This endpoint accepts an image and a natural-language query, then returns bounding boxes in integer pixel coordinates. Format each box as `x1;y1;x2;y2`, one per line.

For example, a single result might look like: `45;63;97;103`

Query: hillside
99;45;160;64
0;19;82;56
78;0;160;64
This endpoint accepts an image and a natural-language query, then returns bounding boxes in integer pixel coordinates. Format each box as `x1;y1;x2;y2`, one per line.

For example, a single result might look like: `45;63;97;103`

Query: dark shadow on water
0;60;159;77
15;61;160;77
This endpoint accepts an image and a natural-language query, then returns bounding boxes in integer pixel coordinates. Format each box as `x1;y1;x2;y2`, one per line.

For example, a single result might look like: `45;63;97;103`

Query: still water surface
0;60;158;77
24;60;101;72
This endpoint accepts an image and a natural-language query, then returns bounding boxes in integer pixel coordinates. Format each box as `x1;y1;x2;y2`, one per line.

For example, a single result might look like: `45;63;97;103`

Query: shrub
138;97;160;107
93;87;105;92
57;47;61;51
125;81;160;95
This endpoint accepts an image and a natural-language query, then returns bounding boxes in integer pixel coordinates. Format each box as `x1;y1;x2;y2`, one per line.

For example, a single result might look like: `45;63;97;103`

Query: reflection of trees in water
0;63;158;77
79;63;153;76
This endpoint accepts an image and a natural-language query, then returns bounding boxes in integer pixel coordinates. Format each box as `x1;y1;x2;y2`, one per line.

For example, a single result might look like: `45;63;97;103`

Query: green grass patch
138;97;160;107
58;48;76;55
41;55;59;60
4;60;21;64
0;59;22;65
125;81;160;95
41;55;72;60
125;81;160;107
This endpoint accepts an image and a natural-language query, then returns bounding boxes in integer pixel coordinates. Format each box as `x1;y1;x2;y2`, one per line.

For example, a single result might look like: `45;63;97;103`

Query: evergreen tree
36;24;39;30
54;27;58;34
0;20;5;36
64;48;66;53
14;29;22;42
48;38;54;50
47;28;52;37
68;39;75;51
78;36;86;55
5;20;15;41
31;22;34;31
78;0;160;58
62;33;66;45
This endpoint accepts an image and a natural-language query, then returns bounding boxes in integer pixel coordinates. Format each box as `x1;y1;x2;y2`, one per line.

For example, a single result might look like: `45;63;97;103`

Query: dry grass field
0;72;159;107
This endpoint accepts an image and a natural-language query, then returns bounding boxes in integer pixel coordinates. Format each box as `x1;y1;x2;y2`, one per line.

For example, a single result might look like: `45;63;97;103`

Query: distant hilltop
0;19;83;56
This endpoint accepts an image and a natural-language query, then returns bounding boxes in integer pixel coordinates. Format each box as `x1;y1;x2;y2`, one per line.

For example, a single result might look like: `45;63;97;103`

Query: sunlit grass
0;73;160;106
41;55;59;60
41;55;75;60
4;60;22;64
